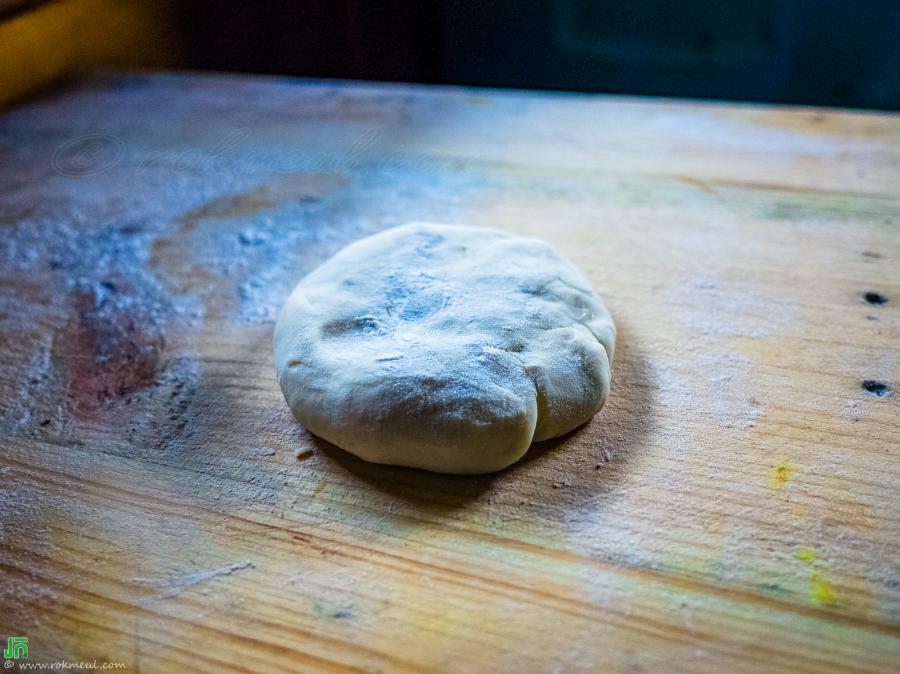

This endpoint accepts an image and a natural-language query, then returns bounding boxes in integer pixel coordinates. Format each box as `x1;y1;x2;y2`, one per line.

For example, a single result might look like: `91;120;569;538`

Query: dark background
175;0;900;111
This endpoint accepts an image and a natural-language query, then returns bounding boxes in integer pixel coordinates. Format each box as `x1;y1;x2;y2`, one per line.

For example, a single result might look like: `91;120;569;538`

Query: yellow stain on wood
768;460;797;489
796;547;816;564
795;547;837;605
0;0;180;109
810;572;837;605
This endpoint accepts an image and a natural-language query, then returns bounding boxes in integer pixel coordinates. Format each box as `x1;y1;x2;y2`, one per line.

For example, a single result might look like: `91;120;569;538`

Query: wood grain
0;71;898;673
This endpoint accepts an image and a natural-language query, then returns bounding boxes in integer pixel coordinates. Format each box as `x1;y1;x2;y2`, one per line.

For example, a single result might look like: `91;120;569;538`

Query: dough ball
274;223;615;474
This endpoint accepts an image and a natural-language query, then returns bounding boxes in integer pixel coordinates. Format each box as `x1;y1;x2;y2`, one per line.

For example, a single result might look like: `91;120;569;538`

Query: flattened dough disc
274;223;615;474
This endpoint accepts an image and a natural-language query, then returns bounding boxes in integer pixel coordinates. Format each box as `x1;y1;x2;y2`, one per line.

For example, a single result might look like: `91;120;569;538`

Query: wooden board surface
0;71;899;673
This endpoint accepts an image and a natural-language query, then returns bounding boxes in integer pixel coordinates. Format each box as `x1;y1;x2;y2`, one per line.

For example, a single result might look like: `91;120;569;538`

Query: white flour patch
668;277;796;338
132;559;255;600
647;349;765;431
842;398;868;422
561;341;766;570
246;447;277;457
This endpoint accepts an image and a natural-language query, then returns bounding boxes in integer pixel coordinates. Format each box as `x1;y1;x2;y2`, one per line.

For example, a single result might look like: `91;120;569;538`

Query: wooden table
1;71;898;673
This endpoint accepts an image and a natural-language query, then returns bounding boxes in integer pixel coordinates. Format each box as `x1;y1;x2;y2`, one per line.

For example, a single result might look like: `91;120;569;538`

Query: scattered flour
668;277;797;338
246;447;277;457
132;559;255;600
647;349;765;432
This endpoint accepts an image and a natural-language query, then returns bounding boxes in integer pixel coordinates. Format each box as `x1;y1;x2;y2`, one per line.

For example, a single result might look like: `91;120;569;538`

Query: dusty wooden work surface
0;71;898;673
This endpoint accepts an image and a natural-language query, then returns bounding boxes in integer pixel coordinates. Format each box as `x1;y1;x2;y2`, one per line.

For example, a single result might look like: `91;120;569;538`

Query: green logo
3;637;27;660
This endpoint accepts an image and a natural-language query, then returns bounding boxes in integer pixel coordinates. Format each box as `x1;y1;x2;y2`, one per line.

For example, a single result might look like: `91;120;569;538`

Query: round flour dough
274;223;615;474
